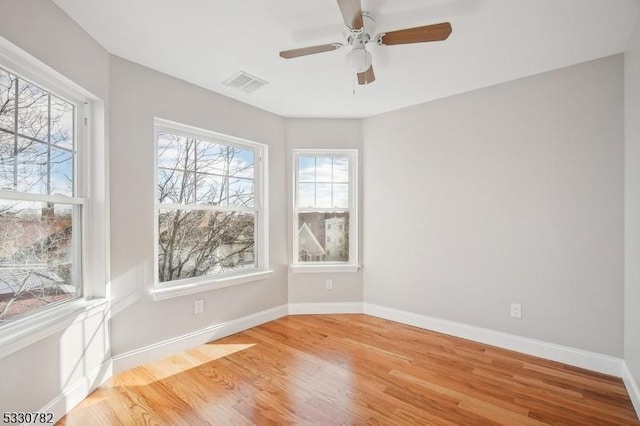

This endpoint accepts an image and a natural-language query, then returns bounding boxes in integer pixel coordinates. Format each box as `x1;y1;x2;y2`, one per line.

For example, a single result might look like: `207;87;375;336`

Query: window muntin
155;122;264;286
0;66;80;325
294;151;357;265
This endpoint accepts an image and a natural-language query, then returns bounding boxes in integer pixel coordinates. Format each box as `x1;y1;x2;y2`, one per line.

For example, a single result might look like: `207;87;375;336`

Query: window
0;66;82;326
293;149;358;272
154;119;268;293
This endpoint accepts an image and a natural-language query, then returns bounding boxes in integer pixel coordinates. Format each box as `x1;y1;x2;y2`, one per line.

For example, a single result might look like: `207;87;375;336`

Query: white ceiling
53;0;639;118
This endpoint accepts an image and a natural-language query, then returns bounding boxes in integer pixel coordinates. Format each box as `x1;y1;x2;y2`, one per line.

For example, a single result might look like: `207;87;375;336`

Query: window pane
333;183;349;208
0;69;16;132
332;156;349;183
228;177;254;207
229;146;254;178
158;168;194;204
157;131;191;171
158;209;255;282
297;212;349;262
196;141;227;176
50;96;74;150
17;81;49;142
298;183;315;208
316;183;332;208
0;131;14;191
0;200;78;324
16;138;47;194
298;156;315;182
195;173;225;205
316;156;332;182
50;147;73;196
194;143;256;207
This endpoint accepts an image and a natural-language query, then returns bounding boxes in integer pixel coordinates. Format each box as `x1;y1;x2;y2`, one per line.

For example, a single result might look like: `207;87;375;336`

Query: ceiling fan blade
279;43;343;59
378;22;452;46
337;0;363;30
357;65;375;85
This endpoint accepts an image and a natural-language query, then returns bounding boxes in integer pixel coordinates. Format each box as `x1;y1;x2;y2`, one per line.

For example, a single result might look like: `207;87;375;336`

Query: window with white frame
0;65;82;325
293;149;357;269
154;119;267;288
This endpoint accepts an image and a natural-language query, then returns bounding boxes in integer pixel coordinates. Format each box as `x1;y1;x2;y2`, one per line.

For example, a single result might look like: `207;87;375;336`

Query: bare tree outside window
0;67;78;325
156;129;258;283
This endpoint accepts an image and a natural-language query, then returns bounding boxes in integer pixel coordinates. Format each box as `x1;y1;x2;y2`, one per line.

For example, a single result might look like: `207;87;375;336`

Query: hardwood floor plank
388;368;532;417
58;314;639;425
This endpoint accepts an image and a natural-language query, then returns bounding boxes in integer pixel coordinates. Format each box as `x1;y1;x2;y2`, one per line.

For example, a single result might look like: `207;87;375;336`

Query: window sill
150;270;273;301
0;298;110;359
290;264;361;273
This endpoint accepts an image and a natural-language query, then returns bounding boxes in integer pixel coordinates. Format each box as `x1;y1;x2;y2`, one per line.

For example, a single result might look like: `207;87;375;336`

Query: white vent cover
223;71;268;94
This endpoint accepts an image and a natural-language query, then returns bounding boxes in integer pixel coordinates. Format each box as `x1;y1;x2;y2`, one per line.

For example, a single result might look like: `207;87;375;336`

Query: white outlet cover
510;303;522;319
195;299;204;314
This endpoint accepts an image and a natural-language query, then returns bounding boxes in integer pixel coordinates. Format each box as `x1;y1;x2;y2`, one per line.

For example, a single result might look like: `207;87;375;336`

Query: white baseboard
112;304;288;373
363;303;623;377
622;362;640;419
37;359;113;425
288;302;363;315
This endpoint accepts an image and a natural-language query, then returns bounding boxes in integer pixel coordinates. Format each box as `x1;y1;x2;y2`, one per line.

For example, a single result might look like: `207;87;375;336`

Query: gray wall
109;57;288;356
625;12;640;392
0;0;109;101
286;119;363;303
363;55;624;356
0;0;111;413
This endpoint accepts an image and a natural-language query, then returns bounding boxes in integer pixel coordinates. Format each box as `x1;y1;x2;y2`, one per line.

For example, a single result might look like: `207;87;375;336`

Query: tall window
0;66;81;325
155;119;267;288
293;149;358;270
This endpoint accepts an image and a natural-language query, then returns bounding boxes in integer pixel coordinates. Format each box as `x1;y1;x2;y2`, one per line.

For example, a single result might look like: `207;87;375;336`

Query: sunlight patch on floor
108;343;256;386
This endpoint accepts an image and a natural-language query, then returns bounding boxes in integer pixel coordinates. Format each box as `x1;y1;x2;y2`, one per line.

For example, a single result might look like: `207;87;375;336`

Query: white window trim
152;118;270;299
0;36;109;358
291;149;360;273
0;298;109;359
150;270;272;301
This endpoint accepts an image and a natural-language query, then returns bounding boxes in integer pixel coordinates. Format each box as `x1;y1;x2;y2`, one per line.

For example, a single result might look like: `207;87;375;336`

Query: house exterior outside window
292;149;358;273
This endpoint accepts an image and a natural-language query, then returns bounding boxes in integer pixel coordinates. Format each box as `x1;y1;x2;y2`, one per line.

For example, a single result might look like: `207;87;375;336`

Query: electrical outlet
510;303;522;319
326;279;333;290
195;299;204;314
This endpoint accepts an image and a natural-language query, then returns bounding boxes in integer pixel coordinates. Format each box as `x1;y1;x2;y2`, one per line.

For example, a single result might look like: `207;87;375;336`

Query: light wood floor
59;314;639;425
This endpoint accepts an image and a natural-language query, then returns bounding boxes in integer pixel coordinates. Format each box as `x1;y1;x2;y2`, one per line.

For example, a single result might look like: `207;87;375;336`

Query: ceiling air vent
223;71;268;94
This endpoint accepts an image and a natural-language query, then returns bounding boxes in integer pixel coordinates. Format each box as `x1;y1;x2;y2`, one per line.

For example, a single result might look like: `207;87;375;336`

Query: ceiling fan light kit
278;0;453;85
345;47;372;73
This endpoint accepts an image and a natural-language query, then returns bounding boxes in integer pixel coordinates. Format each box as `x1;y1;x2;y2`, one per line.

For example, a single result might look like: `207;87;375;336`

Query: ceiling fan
278;0;453;85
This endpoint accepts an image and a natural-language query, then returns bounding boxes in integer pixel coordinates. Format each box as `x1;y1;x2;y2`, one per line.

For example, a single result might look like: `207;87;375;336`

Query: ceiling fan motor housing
344;12;375;73
346;11;375;47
